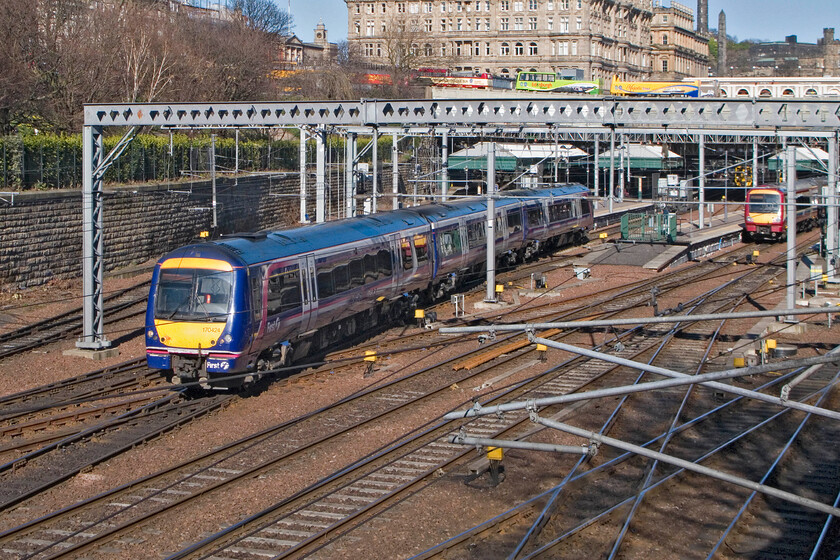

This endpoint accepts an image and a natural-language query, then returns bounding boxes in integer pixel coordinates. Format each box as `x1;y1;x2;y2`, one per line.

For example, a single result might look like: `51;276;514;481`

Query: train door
301;254;318;332
248;264;267;349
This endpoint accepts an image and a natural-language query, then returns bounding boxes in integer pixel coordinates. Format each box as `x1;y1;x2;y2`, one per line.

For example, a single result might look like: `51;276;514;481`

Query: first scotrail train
145;185;593;389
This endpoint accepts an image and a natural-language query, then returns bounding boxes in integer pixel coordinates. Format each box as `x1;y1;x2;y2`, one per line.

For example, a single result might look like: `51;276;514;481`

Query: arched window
500;42;510;55
782;88;794;96
515;42;524;55
529;42;538;55
662;33;668;45
424;43;433;56
737;88;750;97
501;68;510;77
759;89;772;97
805;88;818;96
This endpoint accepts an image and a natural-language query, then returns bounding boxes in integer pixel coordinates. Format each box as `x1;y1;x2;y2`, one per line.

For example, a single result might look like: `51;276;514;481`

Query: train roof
157;185;590;268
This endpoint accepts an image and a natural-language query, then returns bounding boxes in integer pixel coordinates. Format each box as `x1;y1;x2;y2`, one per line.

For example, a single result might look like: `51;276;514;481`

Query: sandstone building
345;0;664;81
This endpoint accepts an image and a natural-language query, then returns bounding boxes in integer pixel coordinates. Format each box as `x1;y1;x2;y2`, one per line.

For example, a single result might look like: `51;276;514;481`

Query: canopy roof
597;144;683;170
768;146;830;171
449;142;588;171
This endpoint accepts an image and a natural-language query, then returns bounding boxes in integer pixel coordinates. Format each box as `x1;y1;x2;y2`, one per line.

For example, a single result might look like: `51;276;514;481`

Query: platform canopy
597;143;683;170
768;146;830;172
449;141;588;171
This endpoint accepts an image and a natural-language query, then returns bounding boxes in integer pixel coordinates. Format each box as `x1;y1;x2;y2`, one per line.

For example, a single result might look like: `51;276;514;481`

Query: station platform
583;201;744;271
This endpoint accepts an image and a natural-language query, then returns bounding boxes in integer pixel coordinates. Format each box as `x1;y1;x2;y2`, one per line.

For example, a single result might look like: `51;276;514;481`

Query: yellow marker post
537;343;548;362
600;232;608;239
487;446;504;485
734;357;745;368
487;446;504;461
199;231;210;238
766;339;777;350
415;308;425;328
364;350;377;377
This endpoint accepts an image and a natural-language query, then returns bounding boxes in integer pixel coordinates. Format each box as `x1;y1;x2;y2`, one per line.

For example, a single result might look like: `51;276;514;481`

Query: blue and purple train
145;185;593;388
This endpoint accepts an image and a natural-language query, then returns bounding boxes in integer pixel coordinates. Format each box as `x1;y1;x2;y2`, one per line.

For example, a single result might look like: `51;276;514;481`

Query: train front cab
744;187;785;239
146;256;251;388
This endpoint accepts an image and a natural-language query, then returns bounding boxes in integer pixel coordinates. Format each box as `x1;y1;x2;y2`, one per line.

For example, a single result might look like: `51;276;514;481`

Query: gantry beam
85;98;840;130
79;97;840;352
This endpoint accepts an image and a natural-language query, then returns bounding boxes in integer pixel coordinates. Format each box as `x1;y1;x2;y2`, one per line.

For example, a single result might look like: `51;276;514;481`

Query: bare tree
0;0;41;132
228;0;294;35
377;16;452;97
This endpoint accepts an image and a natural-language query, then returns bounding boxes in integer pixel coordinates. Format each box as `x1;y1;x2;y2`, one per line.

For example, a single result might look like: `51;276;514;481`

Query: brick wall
0;175;300;289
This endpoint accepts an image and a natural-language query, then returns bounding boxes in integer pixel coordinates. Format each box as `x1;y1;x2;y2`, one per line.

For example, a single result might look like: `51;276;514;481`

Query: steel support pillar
827;133;838;282
609;130;615;212
699;134;706;229
315;129;326;223
753;136;759;190
594;135;600;201
345;132;357;217
392;133;400;210
372;128;379;213
299;127;307;223
78;125;110;350
441;129;449;202
485;143;497;303
786;144;797;320
619;133;626;203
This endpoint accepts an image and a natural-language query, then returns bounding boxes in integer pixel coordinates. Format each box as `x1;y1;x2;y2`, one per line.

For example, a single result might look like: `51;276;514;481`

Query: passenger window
317;269;334;299
334;264;350;292
439;228;462;257
401;238;414;270
349;257;364;288
467;221;486;248
378;249;393;276
527;208;543;227
266;267;302;316
363;253;379;283
507;209;522;234
414;234;429;263
249;267;264;324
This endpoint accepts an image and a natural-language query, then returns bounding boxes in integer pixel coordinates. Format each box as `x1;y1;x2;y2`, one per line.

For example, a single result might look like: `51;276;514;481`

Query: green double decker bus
515;72;601;94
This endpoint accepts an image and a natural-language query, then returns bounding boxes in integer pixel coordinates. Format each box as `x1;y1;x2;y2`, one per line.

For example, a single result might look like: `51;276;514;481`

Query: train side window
581;199;592;216
414;234;429;263
439;228;462;257
467;221;486;248
266;267;302;316
401;238;414;270
527;208;543;227
349;257;365;288
317;268;334;299
334;264;350;293
507;209;522;234
377;249;393;276
363;253;379;283
548;201;572;222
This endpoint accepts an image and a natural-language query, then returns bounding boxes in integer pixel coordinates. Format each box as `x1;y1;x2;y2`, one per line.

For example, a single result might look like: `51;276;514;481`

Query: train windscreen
748;192;781;214
155;268;233;321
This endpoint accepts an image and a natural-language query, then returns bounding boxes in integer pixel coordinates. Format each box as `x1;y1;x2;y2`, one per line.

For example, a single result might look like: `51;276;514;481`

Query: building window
485;42;491;54
354;21;361;34
571;40;577;55
355;4;361;13
475;0;482;10
441;43;447;56
547;0;554;8
425;1;432;11
662;33;668;45
485;17;491;29
367;3;374;13
441;1;446;12
499;17;509;30
500;0;509;10
364;43;374;56
528;16;537;29
500;42;510;55
397;2;406;12
515;42;524;55
514;16;523;30
425;18;433;31
529;0;537;9
547;17;553;30
440;18;447;31
425;43;433;55
457;18;463;30
514;1;523;11
662;15;668;23
558;41;567;55
475;17;482;30
410;3;419;13
662;59;668;72
528;42;538;55
559;16;568;32
576;0;581;7
576;16;581;30
457;1;463;10
366;21;375;36
559;0;568;9
377;43;382;56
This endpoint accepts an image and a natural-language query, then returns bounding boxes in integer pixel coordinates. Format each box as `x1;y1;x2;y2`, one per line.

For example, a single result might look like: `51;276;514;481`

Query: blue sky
289;0;837;45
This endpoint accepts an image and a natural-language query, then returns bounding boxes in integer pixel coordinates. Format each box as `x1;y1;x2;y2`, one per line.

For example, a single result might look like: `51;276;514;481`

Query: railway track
0;280;150;361
0;243;755;559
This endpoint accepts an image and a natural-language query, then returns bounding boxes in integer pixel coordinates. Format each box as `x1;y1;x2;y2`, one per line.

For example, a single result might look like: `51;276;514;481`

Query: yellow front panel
160;258;233;271
155;319;227;348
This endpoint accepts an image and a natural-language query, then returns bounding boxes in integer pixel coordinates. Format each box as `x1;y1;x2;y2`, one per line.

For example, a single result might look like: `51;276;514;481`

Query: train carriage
146;185;592;389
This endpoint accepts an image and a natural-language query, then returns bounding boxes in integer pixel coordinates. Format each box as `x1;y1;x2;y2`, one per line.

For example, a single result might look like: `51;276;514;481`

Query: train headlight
223;334;233;344
147;330;155;338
